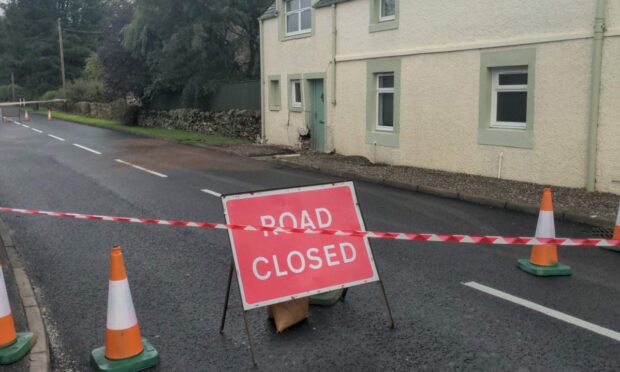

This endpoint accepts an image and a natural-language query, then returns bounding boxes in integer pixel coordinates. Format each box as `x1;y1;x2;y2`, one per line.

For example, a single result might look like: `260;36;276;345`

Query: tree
97;0;149;100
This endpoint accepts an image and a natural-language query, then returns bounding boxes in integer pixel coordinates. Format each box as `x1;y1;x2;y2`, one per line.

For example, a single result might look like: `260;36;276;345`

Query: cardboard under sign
222;182;379;310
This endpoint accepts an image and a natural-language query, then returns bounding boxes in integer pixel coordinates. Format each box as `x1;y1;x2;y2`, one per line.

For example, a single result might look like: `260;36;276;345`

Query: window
376;73;395;131
291;80;302;108
491;68;528;129
268;76;281;111
285;0;312;36
370;0;399;32
380;0;396;21
478;48;536;149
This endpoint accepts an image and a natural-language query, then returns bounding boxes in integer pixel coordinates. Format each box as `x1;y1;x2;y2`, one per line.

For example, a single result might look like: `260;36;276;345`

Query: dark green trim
478;48;536;149
278;0;316;41
287;74;304;112
369;0;399;33
268;75;281;111
366;58;401;147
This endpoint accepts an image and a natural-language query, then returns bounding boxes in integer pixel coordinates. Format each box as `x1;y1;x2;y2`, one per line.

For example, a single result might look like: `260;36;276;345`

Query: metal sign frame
218;182;394;366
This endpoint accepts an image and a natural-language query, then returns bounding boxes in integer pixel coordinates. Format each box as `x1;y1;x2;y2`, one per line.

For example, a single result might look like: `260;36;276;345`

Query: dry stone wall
137;109;261;142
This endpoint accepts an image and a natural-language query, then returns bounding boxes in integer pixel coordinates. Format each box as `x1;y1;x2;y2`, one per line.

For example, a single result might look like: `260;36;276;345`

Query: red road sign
223;182;379;309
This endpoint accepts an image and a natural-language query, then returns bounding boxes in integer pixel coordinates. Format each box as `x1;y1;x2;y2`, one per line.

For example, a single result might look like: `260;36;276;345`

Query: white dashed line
73;144;102;155
201;189;222;197
48;134;65;142
31;128;44;134
22;124;30;128
463;281;620;342
115;159;168;178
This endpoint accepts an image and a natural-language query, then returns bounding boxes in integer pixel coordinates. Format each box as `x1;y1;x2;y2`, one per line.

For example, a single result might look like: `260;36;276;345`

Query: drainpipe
331;4;337;106
259;18;266;142
586;0;606;191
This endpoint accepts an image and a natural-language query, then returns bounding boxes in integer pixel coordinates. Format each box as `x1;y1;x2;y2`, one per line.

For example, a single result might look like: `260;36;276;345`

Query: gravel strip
275;152;620;224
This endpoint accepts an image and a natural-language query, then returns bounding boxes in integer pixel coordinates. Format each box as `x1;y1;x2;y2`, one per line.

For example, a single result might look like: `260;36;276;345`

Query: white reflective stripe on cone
106;279;138;330
535;210;556;239
0;267;12;318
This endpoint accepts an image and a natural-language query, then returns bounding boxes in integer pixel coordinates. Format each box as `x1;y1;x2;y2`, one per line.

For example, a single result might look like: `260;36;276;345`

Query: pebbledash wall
260;0;620;194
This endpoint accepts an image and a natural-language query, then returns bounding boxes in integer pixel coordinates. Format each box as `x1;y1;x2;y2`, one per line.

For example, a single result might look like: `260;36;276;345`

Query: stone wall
137;109;261;142
70;100;129;122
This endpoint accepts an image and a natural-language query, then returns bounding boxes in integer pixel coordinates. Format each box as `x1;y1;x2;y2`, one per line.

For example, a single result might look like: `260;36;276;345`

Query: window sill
369;19;399;33
366;130;399;147
269;106;281;112
478;126;533;149
289;106;304;112
281;31;313;41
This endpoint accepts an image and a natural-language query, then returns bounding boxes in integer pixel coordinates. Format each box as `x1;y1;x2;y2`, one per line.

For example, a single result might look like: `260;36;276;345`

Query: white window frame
379;0;396;22
285;0;312;36
291;80;302;108
376;73;395;132
491;68;528;130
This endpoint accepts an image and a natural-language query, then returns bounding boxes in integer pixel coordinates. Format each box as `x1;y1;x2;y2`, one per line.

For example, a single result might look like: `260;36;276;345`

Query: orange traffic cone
91;247;159;371
601;202;620;252
23;111;30;122
0;266;36;364
517;188;572;276
47;109;52;121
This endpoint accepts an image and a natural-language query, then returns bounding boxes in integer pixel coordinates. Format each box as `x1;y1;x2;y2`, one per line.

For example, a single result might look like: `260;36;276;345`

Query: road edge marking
73;143;102;155
0;218;51;371
115;159;168;178
201;188;222;197
31;128;44;134
463;281;620;342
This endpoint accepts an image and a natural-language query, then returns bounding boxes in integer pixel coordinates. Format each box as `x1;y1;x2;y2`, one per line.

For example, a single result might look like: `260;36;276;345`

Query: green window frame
366;58;401;147
268;75;281;111
478;48;536;149
278;0;315;41
369;0;399;33
288;74;303;112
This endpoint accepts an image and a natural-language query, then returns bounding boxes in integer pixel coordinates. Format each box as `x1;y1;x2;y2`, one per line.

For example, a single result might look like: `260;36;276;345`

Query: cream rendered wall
262;2;335;149
262;0;620;192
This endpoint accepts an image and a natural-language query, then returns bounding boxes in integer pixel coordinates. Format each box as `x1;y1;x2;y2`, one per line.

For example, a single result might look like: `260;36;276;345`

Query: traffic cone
23;111;30;122
0;266;36;365
601;202;620;252
91;247;159;372
47;109;52;121
517;188;572;276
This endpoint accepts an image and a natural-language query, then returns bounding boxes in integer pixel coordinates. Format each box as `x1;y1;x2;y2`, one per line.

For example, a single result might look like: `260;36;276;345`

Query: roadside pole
58;18;66;90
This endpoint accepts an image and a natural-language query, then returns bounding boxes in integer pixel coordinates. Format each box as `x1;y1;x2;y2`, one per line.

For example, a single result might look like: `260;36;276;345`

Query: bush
59;79;106;103
0;84;26;101
40;90;59;101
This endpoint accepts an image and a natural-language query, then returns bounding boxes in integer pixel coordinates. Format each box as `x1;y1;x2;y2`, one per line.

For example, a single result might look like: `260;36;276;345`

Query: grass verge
35;110;250;146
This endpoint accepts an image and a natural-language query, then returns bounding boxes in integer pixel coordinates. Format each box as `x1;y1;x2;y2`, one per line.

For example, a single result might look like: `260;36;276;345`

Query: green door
310;79;325;152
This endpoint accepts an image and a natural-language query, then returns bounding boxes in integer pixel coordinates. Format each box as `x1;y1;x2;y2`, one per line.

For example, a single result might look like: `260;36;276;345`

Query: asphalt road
0;115;619;371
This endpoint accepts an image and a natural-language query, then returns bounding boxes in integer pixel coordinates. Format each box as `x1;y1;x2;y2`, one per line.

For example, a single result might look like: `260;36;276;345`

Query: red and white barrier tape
0;206;618;247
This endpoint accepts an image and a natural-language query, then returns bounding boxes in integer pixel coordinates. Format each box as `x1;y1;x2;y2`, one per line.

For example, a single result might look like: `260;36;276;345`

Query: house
259;0;620;194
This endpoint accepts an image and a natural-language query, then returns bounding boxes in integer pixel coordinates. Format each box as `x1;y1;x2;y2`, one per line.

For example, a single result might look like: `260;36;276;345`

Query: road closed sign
222;182;379;309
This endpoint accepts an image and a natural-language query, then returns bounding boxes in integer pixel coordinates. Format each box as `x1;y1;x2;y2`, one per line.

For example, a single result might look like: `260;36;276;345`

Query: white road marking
31;128;43;134
73;144;102;155
201;189;222;197
463;281;620;342
48;134;65;142
22;124;30;128
115;159;168;178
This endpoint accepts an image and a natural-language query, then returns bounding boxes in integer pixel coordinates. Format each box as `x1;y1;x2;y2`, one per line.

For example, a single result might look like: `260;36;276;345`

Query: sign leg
378;280;395;329
219;261;234;334
242;310;258;367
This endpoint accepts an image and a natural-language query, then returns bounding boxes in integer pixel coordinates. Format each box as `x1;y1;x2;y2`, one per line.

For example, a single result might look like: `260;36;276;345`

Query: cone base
600;246;620;253
517;259;572;276
91;338;159;372
0;333;36;365
310;289;345;306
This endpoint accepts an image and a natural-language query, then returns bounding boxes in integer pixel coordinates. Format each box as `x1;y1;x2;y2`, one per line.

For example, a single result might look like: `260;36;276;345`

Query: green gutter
586;0;606;191
259;18;266;141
